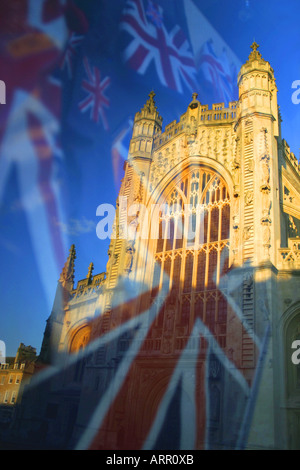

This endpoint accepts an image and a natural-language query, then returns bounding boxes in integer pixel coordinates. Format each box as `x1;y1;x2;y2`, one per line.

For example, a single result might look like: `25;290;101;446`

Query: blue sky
1;0;300;357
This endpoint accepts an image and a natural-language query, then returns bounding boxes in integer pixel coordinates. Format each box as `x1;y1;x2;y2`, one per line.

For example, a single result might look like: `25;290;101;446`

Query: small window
11;391;16;404
8;375;13;384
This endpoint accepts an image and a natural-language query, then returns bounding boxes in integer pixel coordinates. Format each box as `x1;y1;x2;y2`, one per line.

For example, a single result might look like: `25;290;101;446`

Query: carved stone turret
233;43;281;266
238;42;279;133
129;91;163;178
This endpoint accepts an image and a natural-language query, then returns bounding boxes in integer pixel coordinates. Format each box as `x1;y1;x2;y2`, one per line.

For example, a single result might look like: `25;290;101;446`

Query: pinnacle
87;262;94;280
69;244;76;258
145;90;157;113
248;41;263;61
59;244;76;286
250;41;259;52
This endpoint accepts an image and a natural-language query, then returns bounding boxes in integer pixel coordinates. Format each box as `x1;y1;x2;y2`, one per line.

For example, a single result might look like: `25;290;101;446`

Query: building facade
14;43;300;450
0;344;36;431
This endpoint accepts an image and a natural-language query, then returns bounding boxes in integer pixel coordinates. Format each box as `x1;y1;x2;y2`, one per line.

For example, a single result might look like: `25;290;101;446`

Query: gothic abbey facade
17;43;300;450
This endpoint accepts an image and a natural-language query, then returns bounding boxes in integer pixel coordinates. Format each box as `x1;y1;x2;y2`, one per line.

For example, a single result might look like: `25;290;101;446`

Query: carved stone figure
124;245;134;273
261;155;270;188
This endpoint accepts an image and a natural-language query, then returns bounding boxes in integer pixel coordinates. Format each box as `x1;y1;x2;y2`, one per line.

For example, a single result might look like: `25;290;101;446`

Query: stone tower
31;43;300;450
234;41;280;266
39;244;77;364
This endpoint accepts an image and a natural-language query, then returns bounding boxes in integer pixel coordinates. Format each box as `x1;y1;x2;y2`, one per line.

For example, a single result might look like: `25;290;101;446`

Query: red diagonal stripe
156;26;176;90
172;27;186;50
127;44;149;70
122;13;195;67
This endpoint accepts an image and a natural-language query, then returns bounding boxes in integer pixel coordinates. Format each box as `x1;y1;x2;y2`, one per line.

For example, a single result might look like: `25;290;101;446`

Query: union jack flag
6;1;270;451
120;0;197;93
198;40;238;105
69;266;270;450
79;57;111;128
25;261;269;450
0;0;70;310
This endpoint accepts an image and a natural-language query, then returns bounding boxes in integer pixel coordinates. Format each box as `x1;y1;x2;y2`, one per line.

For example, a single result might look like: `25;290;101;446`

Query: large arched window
68;324;92;382
69;325;91;354
151;166;230;344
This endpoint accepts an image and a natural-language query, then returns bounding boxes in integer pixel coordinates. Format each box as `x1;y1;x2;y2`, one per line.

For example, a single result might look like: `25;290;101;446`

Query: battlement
71;272;105;297
153;100;238;150
198;100;238;123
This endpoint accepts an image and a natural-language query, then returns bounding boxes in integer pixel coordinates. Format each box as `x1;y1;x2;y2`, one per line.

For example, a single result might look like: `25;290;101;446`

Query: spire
86;262;94;284
59;244;76;289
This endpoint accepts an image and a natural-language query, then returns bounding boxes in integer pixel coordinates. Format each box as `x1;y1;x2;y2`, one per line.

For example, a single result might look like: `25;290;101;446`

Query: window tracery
152;166;230;346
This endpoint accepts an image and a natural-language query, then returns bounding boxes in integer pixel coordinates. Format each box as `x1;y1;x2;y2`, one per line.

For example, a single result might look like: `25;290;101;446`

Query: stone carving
186;115;197;140
245;190;253;206
199;129;206;155
261;153;271;189
231;156;240;196
260;128;272;259
262;225;271;245
128;213;140;241
248;159;254;172
244;226;252;241
207;130;212;157
187;138;199;156
245;131;253;145
261;190;271;221
288;215;298;237
133;172;145;203
164;311;174;337
214;129;221;159
124;244;135;273
223;130;229;159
